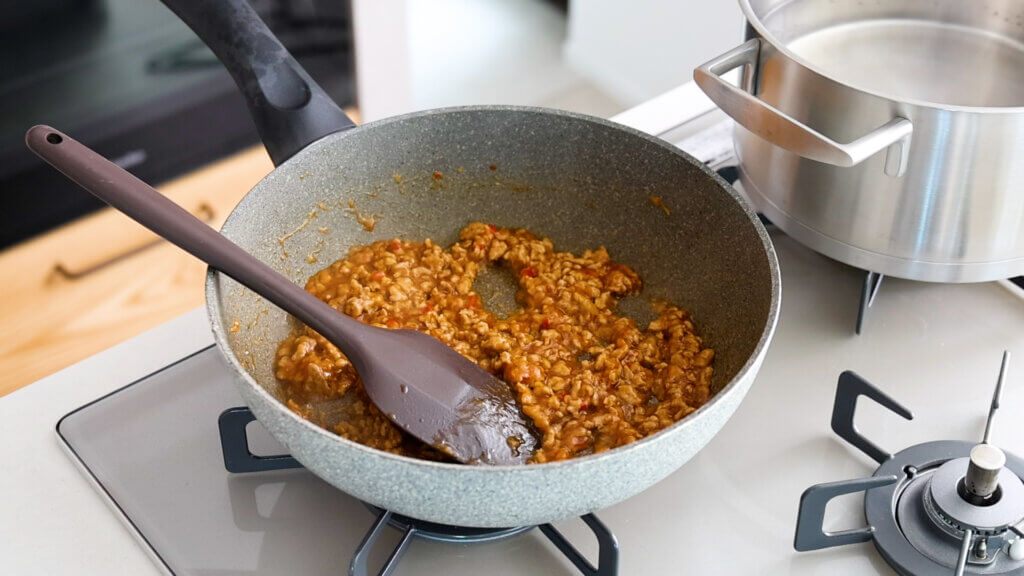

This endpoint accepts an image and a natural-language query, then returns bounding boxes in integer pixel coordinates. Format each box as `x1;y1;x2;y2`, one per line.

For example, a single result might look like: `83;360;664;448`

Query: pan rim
205;104;781;473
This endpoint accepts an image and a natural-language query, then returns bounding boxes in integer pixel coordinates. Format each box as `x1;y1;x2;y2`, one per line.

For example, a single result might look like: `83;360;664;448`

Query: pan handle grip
694;38;913;177
159;0;356;166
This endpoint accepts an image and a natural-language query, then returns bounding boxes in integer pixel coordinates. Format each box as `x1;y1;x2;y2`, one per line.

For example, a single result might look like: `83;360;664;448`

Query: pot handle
159;0;356;166
694;38;913;177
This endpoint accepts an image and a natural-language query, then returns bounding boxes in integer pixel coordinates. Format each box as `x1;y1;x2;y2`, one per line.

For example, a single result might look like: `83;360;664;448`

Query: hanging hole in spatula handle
158;0;356;166
831;371;914;464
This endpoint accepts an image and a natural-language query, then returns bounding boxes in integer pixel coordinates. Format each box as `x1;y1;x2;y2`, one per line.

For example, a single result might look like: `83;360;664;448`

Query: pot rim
739;0;1024;114
205;104;782;475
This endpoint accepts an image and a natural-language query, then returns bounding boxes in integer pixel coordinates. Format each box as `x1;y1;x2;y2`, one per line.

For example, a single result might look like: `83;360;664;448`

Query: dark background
0;0;355;249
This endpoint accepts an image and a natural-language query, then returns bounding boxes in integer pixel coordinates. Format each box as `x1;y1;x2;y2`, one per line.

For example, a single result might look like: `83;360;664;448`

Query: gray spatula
27;125;536;465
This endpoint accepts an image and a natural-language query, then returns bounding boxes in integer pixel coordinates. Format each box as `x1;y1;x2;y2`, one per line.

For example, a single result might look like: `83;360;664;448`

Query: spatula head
343;326;538;465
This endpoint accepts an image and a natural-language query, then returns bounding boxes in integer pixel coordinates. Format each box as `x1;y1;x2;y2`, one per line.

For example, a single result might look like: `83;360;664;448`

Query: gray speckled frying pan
166;0;781;527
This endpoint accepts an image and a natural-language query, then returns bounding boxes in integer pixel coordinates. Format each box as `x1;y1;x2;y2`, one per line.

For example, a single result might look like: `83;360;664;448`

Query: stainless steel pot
159;0;781;527
695;0;1024;282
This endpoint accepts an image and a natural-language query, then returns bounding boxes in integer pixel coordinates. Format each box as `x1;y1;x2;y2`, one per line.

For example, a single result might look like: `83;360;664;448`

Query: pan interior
210;108;773;442
747;0;1024;108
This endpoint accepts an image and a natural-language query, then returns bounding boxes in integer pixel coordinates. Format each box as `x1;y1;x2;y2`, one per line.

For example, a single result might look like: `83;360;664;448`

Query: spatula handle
26;125;364;353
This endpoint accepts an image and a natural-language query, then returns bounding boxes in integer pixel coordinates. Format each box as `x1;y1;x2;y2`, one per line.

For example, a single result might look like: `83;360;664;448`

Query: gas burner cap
928;457;1024;535
867;441;1024;575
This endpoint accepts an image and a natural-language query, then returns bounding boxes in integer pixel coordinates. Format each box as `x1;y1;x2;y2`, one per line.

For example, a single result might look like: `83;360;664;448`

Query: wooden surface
0;147;274;396
1;108;362;396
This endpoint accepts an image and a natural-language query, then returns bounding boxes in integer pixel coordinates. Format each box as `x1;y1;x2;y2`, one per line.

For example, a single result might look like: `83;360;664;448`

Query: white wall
352;0;745;121
354;0;591;121
351;0;414;121
406;0;580;110
564;0;744;106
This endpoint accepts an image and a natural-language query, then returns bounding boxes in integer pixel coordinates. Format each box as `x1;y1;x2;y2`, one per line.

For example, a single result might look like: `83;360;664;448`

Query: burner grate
794;353;1024;576
218;406;619;576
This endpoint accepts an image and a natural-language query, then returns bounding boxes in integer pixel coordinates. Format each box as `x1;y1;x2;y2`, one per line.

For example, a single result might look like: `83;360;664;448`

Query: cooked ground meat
275;223;714;463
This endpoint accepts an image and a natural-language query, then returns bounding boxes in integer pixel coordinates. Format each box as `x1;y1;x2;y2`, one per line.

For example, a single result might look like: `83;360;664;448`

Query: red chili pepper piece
540;317;551;329
467;295;480;309
388;240;402;252
370;270;385;281
521;267;537;278
487;224;498;233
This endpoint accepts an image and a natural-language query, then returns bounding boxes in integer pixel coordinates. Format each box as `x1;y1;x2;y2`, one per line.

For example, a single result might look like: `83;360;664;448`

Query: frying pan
164;0;781;527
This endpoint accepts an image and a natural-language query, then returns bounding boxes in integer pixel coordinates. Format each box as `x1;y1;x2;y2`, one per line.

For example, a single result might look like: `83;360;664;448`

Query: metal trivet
218;407;619;576
855;271;884;335
794;352;1024;575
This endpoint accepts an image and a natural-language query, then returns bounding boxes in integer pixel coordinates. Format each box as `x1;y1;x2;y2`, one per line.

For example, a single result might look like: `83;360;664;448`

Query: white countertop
1;308;213;575
4;82;1024;575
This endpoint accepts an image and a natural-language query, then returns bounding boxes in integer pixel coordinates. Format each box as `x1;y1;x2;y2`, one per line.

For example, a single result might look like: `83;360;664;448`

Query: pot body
696;0;1024;282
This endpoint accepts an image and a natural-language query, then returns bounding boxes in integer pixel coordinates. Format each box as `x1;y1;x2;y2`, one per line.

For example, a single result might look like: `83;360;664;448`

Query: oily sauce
275;223;715;463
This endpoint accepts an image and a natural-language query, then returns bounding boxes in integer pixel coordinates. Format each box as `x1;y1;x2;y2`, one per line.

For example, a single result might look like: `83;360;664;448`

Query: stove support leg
350;509;417;576
831;371;914;464
218;407;301;472
795;475;899;551
954;528;975;576
856;271;884;335
538;514;619;576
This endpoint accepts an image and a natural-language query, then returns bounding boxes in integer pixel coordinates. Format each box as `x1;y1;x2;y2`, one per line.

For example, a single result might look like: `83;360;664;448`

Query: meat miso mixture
275;223;715;463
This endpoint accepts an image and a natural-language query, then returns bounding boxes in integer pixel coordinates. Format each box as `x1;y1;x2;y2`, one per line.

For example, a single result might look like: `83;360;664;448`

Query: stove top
57;347;619;575
56;344;606;573
8;82;1023;576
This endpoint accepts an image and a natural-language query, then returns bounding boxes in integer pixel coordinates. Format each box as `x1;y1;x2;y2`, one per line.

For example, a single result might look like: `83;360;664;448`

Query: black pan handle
160;0;356;166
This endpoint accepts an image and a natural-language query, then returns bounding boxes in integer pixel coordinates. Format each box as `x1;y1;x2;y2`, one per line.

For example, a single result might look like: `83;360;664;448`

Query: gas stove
795;353;1024;575
3;82;1023;576
56;347;618;576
